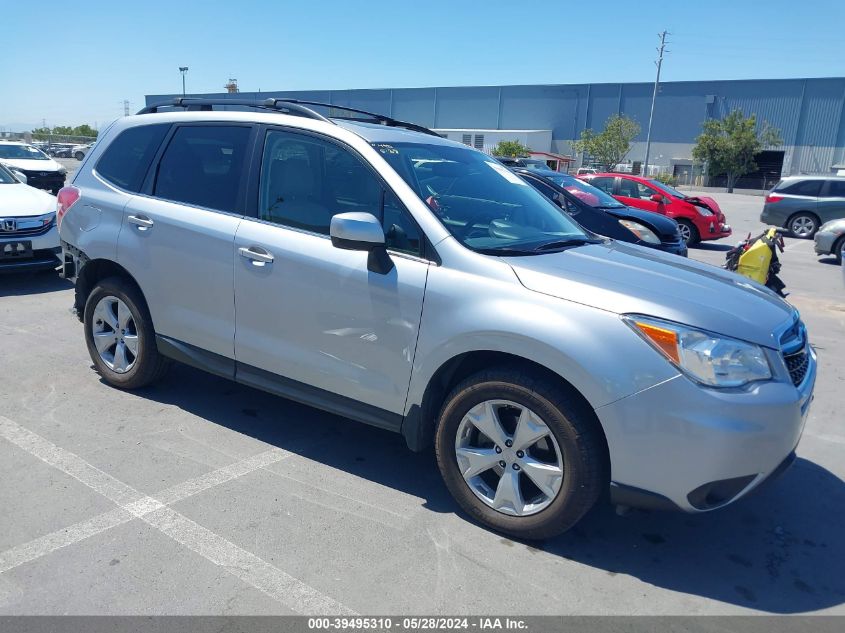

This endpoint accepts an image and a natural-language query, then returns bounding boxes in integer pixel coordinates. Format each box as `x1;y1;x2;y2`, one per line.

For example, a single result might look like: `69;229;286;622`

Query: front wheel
677;219;699;246
435;368;605;540
75;152;84;161
83;277;169;389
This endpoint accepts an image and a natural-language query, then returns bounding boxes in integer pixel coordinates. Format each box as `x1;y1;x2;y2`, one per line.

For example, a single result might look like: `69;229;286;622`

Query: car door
818;180;845;223
118;123;255;361
615;178;665;215
233;127;430;423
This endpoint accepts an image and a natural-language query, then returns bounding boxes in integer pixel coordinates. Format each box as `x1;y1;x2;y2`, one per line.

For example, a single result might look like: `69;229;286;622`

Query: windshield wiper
596;205;626;210
533;237;602;252
474;247;540;256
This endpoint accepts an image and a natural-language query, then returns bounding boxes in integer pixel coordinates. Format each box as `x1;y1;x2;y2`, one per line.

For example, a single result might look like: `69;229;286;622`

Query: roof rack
266;99;441;137
136;98;330;122
137;97;440;137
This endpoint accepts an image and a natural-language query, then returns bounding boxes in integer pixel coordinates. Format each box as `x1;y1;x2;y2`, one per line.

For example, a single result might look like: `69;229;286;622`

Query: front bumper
700;219;732;241
20;170;65;192
596;346;816;513
0;226;61;273
814;231;839;255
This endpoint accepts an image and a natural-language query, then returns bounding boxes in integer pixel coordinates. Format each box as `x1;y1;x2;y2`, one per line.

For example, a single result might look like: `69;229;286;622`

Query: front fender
402;263;679;445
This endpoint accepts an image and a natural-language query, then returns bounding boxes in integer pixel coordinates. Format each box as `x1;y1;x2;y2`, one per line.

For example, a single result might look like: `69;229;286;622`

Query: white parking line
0;415;355;615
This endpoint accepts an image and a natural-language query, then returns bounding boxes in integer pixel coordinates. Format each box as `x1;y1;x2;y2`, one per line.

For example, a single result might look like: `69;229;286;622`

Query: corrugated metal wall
146;76;845;175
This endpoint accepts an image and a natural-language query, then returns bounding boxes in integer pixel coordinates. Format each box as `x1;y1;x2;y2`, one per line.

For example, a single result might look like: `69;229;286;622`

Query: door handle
127;214;154;230
238;246;274;265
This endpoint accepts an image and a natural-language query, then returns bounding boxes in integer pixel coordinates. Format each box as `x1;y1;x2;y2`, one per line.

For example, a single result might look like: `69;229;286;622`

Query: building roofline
146;76;845;102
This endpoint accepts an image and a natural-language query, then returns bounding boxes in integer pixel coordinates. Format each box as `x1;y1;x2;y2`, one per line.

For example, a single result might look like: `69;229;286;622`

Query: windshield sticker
373;143;399;155
485;161;528;185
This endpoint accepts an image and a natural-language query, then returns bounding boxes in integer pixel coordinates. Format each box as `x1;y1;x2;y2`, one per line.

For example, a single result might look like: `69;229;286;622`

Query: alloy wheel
677;222;692;243
790;215;816;238
91;296;139;373
454;400;564;516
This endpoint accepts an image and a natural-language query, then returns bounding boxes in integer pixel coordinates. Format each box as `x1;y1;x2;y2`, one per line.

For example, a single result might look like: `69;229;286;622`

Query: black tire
677;219;700;246
434;368;605;540
75;152;84;161
787;212;819;239
83;276;169;389
834;235;845;265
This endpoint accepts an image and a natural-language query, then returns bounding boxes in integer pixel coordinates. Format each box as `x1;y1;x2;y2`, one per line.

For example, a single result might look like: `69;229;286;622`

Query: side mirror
330;212;393;274
650;193;665;203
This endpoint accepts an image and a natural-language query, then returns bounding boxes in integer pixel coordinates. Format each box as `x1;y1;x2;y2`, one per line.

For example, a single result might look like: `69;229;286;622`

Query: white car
0;162;60;272
72;142;95;161
0;141;67;194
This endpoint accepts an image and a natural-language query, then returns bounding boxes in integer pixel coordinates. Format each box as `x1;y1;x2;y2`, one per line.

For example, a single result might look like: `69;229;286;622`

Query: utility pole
179;66;189;96
642;31;668;178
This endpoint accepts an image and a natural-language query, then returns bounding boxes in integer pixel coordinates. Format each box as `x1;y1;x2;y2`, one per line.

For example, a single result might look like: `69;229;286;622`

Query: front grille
779;317;810;386
784;349;810;386
0;217;54;237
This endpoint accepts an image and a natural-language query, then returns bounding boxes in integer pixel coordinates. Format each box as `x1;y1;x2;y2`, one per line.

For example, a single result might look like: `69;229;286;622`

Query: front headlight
624;315;772;387
618;219;661;244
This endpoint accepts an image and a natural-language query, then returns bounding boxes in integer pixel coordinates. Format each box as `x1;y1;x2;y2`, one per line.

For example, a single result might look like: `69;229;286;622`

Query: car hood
601;205;679;239
0;182;56;216
504;240;795;348
1;158;62;172
685;195;723;216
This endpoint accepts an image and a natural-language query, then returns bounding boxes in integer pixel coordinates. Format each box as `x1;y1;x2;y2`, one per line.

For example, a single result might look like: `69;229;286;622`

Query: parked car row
0;141;66;194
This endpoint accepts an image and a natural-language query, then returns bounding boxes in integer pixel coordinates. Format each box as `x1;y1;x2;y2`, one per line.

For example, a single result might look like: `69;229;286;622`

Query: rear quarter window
95;124;170;192
777;180;823;197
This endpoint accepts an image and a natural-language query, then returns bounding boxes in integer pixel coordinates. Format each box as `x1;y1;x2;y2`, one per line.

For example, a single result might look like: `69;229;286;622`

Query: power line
642;31;669;178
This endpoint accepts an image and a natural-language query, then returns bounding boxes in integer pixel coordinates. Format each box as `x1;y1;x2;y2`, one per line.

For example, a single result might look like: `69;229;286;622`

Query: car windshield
649;179;686;199
521;160;550;171
0;144;48;160
0;164;17;184
543;173;625;208
373;142;591;254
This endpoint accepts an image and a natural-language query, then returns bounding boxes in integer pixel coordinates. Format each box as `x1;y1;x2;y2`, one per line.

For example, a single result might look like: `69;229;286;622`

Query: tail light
765;194;784;203
56;186;81;229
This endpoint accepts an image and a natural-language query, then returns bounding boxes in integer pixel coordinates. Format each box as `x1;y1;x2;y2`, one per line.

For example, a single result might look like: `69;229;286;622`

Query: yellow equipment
736;227;778;284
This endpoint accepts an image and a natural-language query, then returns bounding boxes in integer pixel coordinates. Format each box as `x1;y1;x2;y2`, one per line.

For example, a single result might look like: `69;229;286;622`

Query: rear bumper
596;348;815;513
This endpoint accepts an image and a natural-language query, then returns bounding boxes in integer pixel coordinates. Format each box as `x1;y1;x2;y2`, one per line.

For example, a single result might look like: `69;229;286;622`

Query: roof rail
269;99;440;137
136;98;330;122
136;97;440;137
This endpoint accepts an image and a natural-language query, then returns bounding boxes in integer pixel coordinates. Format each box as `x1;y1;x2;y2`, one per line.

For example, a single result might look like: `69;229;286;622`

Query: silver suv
58;98;816;539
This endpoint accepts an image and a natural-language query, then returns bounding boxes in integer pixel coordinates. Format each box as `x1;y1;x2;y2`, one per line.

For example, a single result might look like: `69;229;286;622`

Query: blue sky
3;0;843;130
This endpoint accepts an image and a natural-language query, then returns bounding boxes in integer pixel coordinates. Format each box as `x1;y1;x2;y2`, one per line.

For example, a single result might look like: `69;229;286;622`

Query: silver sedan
814;218;845;264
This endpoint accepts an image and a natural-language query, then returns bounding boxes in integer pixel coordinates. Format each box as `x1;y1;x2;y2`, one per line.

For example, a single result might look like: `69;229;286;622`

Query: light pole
642;31;668;178
179;67;189;97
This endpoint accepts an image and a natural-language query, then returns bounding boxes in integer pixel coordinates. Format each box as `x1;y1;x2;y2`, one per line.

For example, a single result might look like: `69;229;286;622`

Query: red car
579;173;731;245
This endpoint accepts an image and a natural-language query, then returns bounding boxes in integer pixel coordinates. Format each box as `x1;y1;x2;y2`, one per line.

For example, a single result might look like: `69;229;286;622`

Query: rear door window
96;124;170;192
153;125;252;213
777;180;823;197
824;180;845;197
590;177;615;194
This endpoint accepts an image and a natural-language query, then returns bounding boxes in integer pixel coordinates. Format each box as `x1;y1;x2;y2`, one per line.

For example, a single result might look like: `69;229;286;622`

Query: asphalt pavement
0;180;843;615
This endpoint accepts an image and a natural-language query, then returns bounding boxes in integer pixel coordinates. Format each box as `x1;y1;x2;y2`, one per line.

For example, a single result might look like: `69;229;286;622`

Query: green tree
72;124;98;138
571;114;640;171
491;140;531;157
692;109;782;192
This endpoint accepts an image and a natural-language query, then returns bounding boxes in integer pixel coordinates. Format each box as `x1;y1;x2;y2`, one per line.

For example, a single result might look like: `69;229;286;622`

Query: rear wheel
83;277;169;389
677;219;699;245
75;151;84;161
788;212;819;239
435;368;604;540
